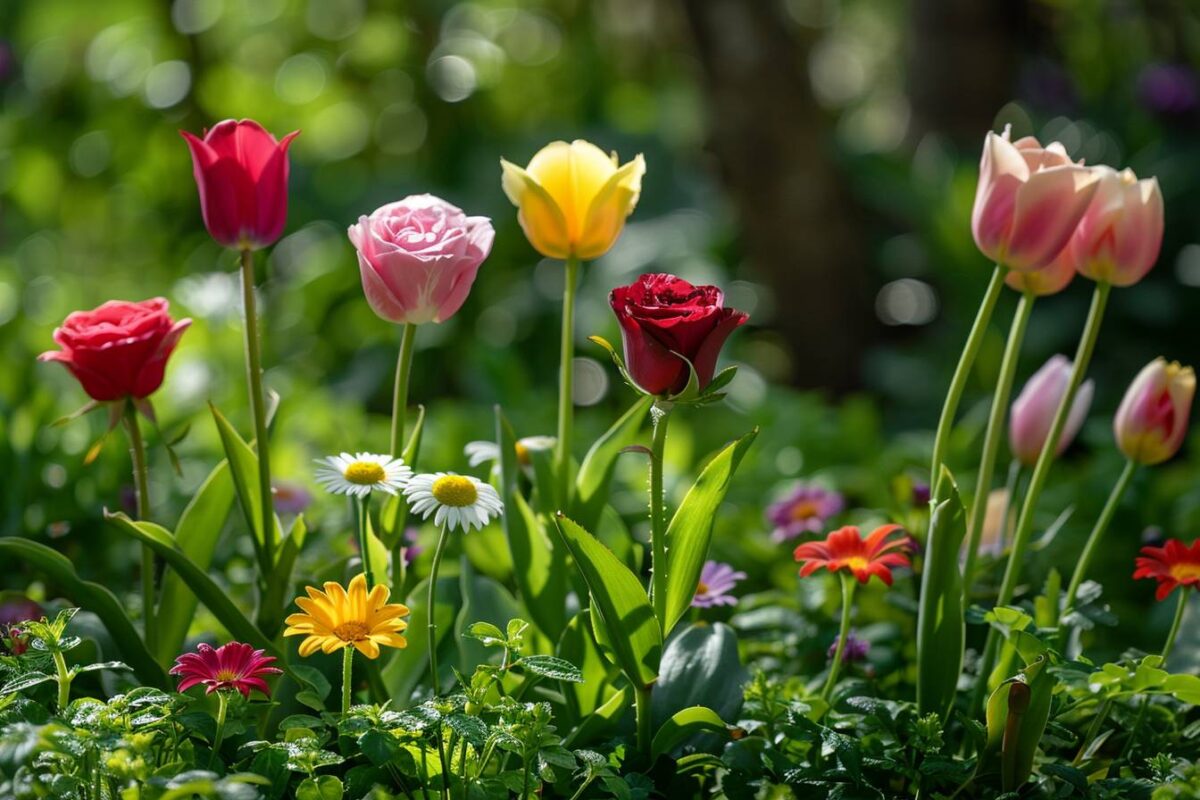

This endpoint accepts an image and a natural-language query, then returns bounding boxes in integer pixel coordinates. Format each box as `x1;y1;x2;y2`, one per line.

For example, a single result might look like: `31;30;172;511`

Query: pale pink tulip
1114;358;1194;465
971;128;1101;272
349;195;494;325
1070;167;1164;287
1009;355;1094;466
1004;246;1076;296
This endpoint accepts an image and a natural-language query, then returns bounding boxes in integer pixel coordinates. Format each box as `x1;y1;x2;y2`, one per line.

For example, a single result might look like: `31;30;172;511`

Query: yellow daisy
283;574;409;660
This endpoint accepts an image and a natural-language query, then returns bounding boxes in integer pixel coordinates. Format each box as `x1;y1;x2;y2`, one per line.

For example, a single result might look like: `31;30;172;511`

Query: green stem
963;291;1035;586
341;644;354;715
997;460;1023;553
567;776;597;800
123;403;155;653
634;684;652;758
357;495;375;589
1072;697;1112;766
821;573;856;705
391;322;418;459
52;649;72;712
975;281;1110;708
1059;459;1138;637
649;401;672;624
240;247;275;573
209;691;229;769
427;524;451;696
556;256;581;510
928;264;1007;489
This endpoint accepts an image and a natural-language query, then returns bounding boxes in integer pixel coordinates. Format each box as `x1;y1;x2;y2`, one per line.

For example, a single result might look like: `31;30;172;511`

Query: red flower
170;642;281;698
609;273;748;396
181;119;299;250
794;524;912;586
1134;538;1200;601
38;298;191;402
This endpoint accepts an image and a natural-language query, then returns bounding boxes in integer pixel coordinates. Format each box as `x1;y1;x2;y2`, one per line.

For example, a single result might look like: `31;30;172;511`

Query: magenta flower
766;483;844;542
827;630;870;664
692;561;746;608
402;527;424;566
170;642;281;698
272;481;313;516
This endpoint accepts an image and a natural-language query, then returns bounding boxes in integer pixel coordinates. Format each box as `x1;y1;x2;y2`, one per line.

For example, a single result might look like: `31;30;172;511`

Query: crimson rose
609;273;748;396
39;298;191;402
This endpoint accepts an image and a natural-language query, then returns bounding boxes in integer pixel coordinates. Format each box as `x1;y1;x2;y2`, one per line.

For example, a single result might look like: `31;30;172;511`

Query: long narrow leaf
916;467;966;722
209;403;280;555
571;396;651;531
553;514;661;689
651;706;727;761
661;429;758;635
0;537;166;687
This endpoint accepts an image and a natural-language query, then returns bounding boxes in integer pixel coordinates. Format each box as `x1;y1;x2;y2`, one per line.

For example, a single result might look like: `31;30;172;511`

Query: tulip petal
1006;165;1100;272
576;153;646;260
501;158;571;259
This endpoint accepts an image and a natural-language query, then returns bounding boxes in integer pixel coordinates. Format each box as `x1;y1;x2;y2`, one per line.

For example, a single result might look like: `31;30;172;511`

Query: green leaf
917;468;966;722
984;654;1056;792
155;460;237;666
259;514;308;638
102;512;282;663
661;429;758;635
463;622;506;647
455;562;522;677
571;396;652;531
72;661;130;675
0;672;55;695
209;403;280;558
381;575;460;702
296;775;343;800
652;622;746;730
0;537;166;688
557;611;618;722
552;515;661;689
650;706;727;761
496;407;567;640
519;655;584;683
564;685;632;748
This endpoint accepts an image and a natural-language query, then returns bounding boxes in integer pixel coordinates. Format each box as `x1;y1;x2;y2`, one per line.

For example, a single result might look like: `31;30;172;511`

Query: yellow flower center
344;461;386;485
844;556;869;572
695;581;710;596
790;501;820;521
333;621;371;642
515;441;531;466
1169;562;1200;583
432;475;478;507
215;670;239;682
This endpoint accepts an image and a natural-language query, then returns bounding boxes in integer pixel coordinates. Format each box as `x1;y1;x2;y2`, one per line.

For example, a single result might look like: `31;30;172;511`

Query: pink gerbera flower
170;642;281;698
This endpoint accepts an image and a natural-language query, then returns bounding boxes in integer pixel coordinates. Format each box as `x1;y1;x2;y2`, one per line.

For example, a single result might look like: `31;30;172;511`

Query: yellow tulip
501;139;645;261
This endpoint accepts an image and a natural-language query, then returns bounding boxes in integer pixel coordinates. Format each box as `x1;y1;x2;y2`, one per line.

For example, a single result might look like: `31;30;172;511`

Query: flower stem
1058;459;1138;642
822;573;856;705
123;402;155;653
556;256;581;511
1119;587;1189;763
928;264;1007;490
240;247;275;574
209;691;229;769
427;524;451;697
339;644;355;716
391;322;418;458
974;281;1111;709
649;401;672;625
357;495;375;589
963;291;1035;586
52;649;72;712
634;684;652;758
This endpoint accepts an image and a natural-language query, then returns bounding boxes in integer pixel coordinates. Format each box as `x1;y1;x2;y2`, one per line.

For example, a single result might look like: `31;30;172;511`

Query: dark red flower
181;119;299;250
609;273;748;396
38;298;190;402
1134;538;1200;601
794;524;912;586
170;642;281;698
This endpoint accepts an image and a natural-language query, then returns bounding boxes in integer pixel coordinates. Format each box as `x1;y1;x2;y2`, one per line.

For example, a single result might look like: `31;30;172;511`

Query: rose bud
349;195;494;324
501;140;645;261
1069;166;1164;287
609;273;748;396
181;119;299;251
1003;245;1076;297
1008;355;1094;466
971;127;1101;273
38;298;191;402
1114;357;1195;465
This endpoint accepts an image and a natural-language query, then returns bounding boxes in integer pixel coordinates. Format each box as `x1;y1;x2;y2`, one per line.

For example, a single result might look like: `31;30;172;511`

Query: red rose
609;273;748;396
38;298;191;402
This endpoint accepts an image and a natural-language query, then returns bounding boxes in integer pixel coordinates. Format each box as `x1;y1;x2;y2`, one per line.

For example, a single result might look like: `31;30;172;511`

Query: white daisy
403;472;504;533
314;452;412;498
464;436;556;469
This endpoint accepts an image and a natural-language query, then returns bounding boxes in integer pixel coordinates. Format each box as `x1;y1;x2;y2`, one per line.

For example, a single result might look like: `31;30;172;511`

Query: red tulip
181;119;299;250
38;298;190;402
609;273;748;396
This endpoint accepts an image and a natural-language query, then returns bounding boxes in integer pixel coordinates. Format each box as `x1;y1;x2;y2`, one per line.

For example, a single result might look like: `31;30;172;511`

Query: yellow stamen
344;461;386;485
1169;563;1200;582
432;475;478;507
333;621;371;642
215;670;239;682
515;441;531;466
696;581;710;596
790;501;820;521
844;556;869;572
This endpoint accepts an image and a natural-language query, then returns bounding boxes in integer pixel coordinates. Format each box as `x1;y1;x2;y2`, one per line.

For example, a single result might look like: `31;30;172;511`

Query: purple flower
402;527;424;565
272;481;313;516
1137;63;1199;115
0;594;41;627
692;561;746;608
827;630;870;664
911;482;930;507
766;483;844;542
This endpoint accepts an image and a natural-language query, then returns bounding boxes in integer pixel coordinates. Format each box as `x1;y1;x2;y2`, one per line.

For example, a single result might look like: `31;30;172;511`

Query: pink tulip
348;195;494;325
1009;355;1094;466
971;127;1101;272
181;119;299;251
1070;167;1164;287
1114;358;1195;465
1003;246;1076;297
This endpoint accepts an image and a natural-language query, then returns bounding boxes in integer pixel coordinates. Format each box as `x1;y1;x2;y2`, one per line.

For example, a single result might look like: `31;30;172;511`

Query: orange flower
794;524;911;586
1133;538;1200;601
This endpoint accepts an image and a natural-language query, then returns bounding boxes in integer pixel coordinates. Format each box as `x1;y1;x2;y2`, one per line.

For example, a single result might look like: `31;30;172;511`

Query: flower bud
1008;355;1093;466
1070;167;1164;287
1114;358;1195;465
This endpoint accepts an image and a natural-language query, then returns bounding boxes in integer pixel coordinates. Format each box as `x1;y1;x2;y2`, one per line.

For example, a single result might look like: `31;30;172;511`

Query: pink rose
348;195;495;324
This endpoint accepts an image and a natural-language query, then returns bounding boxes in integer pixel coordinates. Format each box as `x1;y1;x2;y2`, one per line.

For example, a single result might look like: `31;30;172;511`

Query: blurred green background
3;0;1200;662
